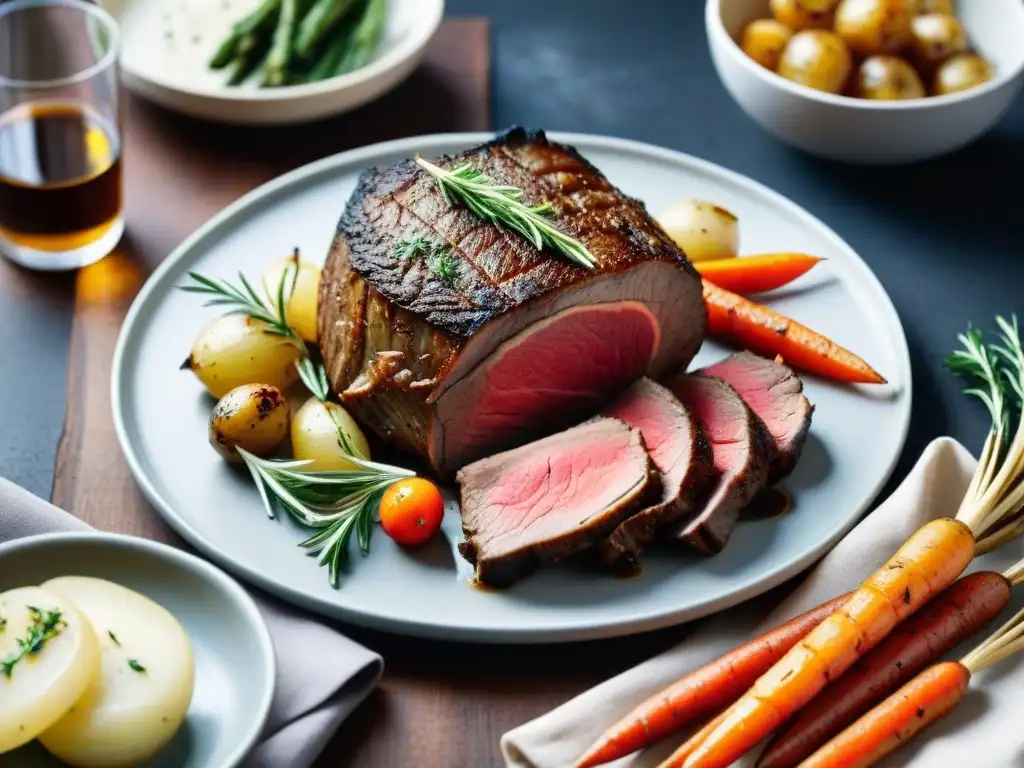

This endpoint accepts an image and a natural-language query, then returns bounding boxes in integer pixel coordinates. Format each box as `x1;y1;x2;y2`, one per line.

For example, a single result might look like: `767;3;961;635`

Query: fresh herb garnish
395;235;459;285
945;314;1024;551
238;449;415;586
127;658;146;673
414;155;596;270
108;630;121;646
1;606;66;679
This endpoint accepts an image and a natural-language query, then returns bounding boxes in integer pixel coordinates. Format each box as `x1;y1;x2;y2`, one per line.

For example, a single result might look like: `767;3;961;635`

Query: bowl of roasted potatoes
706;0;1024;163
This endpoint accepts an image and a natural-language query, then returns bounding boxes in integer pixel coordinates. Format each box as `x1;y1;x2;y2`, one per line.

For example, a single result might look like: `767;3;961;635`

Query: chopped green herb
128;658;147;674
1;606;66;678
394;236;459;285
108;630;121;646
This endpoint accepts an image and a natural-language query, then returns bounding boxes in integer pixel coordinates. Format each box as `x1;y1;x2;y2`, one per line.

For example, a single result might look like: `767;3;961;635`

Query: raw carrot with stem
756;569;1012;768
702;281;886;385
694;253;822;295
673;315;1024;768
574;593;852;767
802;591;1024;768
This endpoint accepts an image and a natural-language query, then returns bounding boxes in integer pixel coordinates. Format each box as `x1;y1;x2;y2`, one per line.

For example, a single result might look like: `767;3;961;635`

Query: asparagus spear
335;0;386;75
209;0;282;69
227;32;273;85
295;0;361;58
306;22;354;82
264;0;299;86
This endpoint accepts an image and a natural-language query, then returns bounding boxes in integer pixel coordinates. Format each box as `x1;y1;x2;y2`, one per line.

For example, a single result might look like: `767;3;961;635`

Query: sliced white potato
38;577;195;768
0;586;100;754
291;397;371;471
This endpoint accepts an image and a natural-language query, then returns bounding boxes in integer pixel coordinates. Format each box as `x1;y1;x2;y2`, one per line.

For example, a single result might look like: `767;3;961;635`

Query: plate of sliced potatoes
0;533;275;768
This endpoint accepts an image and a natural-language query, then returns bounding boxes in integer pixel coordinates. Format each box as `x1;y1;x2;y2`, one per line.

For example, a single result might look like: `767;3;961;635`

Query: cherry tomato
379;478;445;546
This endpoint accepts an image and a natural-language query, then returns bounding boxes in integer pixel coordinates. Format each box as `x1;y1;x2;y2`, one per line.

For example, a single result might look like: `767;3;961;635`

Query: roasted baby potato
770;0;837;31
778;30;853;94
261;254;322;344
741;19;794;70
853;55;926;99
834;0;915;56
907;13;968;71
291;397;371;471
933;52;992;95
185;313;301;399
657;199;739;262
209;384;290;461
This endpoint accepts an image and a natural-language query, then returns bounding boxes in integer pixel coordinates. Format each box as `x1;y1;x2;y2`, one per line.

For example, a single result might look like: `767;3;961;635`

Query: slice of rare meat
598;378;715;573
701;352;814;483
456;417;656;588
662;374;772;553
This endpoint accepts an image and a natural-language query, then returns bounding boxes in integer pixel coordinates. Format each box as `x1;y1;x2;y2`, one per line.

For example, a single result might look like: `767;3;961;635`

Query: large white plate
104;0;443;125
112;132;912;643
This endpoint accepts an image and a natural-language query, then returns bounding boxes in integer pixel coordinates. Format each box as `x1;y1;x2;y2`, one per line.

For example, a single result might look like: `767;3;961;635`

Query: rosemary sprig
238;448;414;586
395;235;459;285
1;606;66;678
414;155;596;270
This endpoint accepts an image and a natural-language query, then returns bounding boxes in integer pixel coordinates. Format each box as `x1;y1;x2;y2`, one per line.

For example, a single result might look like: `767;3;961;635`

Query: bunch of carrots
576;314;1024;768
694;253;886;386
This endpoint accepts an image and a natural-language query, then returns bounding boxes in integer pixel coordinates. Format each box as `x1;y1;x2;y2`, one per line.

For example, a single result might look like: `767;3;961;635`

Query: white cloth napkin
0;477;383;768
503;437;1024;768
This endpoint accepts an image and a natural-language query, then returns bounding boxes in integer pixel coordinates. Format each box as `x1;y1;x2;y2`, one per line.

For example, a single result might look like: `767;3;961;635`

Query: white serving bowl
706;0;1024;163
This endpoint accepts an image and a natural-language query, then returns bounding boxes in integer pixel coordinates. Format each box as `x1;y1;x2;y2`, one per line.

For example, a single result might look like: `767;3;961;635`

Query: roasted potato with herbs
770;0;838;31
657;199;739;262
778;30;853;94
209;384;290;461
933;52;992;95
185;313;301;399
741;19;794;70
834;0;915;55
261;254;322;344
291;397;371;471
853;55;926;99
907;13;968;72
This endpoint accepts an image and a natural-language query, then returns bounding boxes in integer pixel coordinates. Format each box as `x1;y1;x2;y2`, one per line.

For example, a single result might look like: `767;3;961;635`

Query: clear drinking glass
0;0;122;271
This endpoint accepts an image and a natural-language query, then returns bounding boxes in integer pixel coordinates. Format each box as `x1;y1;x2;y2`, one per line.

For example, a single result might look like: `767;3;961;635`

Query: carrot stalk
681;518;976;768
574;594;851;767
756;571;1010;768
702;280;887;385
657;709;733;768
798;661;970;768
694;253;822;295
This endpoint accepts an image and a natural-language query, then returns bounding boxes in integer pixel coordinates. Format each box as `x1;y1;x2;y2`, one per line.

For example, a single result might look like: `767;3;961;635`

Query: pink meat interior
434;301;660;471
671;376;748;475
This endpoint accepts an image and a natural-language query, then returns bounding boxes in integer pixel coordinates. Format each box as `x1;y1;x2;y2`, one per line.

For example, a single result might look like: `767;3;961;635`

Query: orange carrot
574;593;851;768
694;253;822;295
658;709;732;768
757;570;1010;768
798;661;970;768
702;280;887;385
681;517;976;768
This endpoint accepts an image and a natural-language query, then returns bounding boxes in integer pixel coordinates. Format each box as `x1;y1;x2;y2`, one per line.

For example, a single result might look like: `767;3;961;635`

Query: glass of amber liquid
0;0;122;270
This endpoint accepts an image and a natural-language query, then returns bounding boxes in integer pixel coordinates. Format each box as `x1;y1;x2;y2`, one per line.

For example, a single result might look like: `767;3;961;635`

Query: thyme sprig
414;155;596;269
239;449;415;586
1;606;66;678
395;235;459;285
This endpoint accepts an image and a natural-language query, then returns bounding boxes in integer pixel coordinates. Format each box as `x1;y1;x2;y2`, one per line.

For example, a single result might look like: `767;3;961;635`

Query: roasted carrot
757;570;1011;768
680;518;976;768
799;661;970;768
694;253;822;295
574;593;851;767
702;280;886;385
658;709;732;768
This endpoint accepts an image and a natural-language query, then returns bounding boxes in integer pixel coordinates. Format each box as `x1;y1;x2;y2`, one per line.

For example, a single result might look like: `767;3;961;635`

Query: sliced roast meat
598;378;715;573
701;352;814;483
319;128;706;475
456;417;656;588
662;374;772;553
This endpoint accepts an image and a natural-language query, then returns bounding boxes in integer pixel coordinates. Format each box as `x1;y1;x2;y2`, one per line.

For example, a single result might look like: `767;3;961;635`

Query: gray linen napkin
503;438;1024;768
0;476;383;768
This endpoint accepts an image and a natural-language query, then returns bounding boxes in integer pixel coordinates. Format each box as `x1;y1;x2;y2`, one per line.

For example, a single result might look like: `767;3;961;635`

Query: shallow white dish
112;132;912;643
0;532;275;768
103;0;443;125
707;0;1024;163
